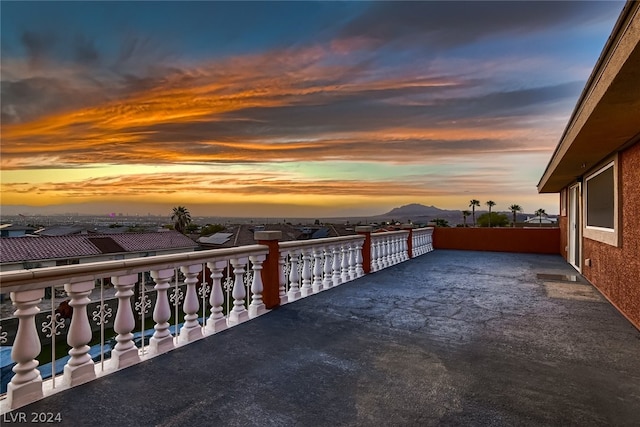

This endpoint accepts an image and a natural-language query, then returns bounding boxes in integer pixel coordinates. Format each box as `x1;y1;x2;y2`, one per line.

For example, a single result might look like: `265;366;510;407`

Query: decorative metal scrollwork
169;288;184;307
92;303;113;326
0;325;8;344
41;312;66;338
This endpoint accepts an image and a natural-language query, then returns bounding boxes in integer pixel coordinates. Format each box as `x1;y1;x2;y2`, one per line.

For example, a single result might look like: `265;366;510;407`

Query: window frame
583;156;619;246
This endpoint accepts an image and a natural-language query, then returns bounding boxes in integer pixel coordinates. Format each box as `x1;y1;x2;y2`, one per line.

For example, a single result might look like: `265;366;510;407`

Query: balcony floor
6;250;640;426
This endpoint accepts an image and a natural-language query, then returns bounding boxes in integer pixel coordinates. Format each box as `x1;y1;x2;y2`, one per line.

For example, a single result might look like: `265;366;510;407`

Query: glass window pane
586;165;614;229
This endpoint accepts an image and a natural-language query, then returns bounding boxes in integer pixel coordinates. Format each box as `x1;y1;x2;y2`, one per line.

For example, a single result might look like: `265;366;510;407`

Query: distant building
523;216;557;224
198;223;357;248
537;1;640;329
0;224;37;238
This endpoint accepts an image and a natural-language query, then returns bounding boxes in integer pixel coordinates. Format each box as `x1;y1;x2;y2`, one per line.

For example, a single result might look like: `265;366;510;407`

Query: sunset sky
0;1;624;218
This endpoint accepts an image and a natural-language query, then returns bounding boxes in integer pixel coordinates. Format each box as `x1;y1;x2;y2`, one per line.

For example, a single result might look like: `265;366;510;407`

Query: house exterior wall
581;141;640;329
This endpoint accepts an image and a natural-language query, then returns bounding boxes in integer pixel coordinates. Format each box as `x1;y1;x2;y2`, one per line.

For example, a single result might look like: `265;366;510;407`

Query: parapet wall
432;227;561;254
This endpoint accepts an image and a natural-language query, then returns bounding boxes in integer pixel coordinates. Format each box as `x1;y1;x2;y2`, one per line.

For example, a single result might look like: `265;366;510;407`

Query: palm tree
171;206;192;234
469;199;480;226
535;208;547;227
462;210;471;227
509;204;522;227
486;200;496;227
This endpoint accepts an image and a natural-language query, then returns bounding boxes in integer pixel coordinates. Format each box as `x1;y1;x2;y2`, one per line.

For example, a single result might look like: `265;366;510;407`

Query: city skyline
0;1;625;217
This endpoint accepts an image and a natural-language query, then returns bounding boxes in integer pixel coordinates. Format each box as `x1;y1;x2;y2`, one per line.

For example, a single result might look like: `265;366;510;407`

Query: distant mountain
381;203;452;218
373;203;463;224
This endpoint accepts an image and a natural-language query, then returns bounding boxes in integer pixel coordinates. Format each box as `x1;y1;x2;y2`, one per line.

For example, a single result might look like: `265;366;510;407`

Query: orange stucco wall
558;216;568;259
432;227;560;254
581;142;640;329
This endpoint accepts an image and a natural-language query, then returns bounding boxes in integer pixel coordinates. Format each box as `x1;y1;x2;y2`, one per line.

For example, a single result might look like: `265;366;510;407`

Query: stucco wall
433;227;560;254
582;141;640;329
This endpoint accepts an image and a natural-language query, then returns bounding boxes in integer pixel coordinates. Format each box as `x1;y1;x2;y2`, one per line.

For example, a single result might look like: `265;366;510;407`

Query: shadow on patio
5;250;639;426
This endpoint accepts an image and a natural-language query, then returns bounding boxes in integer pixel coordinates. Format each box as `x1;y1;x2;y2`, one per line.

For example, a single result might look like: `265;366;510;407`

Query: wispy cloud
0;1;623;215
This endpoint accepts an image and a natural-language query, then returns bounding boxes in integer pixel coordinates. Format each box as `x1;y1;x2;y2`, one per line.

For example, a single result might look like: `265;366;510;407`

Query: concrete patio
4;250;639;426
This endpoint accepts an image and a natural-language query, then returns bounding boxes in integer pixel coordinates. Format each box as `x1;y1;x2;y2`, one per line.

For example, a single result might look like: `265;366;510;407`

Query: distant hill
372;203;463;224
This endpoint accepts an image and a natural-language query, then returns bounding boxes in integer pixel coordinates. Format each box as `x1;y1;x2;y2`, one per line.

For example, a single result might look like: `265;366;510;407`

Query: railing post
205;260;228;334
228;257;250;326
63;280;96;387
255;231;282;309
355;226;373;274
300;248;313;297
249;254;267;318
178;264;204;344
403;224;414;259
111;274;141;369
312;246;324;293
148;268;175;354
7;289;44;410
332;245;342;286
323;246;334;289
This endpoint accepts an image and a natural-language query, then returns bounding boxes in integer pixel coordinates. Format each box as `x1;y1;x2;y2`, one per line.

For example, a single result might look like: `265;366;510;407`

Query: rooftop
0;231;198;264
8;250;640;426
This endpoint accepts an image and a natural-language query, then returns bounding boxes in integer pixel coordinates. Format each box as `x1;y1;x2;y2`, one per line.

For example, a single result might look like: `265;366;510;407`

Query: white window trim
583;156;619;247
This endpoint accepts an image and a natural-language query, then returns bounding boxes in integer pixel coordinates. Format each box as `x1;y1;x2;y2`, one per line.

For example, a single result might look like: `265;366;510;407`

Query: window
586;164;614;228
583;158;619;246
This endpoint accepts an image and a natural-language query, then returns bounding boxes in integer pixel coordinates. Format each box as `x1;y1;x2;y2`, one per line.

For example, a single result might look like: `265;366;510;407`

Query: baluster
348;243;357;280
323;246;334;289
300;248;313;297
341;244;350;283
391;236;400;265
402;235;409;261
278;252;289;304
249;255;267;318
370;239;378;272
390;237;396;265
63;280;96;386
287;250;302;301
110;274;140;368
380;238;387;269
179;264;203;344
332;245;342;286
205;260;228;333
228;257;250;325
149;268;175;354
312;246;324;293
7;289;44;409
402;235;407;260
355;240;365;277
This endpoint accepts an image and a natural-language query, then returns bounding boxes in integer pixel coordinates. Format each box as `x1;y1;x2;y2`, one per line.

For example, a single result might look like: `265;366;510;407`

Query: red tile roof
0;231;197;264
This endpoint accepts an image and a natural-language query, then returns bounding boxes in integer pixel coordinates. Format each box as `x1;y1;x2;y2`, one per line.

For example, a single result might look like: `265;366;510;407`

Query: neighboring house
36;226;86;236
523;217;557;224
0;231;198;272
0;224;37;237
198;223;358;249
538;1;640;329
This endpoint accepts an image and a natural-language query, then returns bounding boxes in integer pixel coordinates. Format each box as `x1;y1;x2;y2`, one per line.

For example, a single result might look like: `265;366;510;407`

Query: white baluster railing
0;230;434;412
279;235;365;301
412;228;434;257
0;244;268;411
370;231;409;271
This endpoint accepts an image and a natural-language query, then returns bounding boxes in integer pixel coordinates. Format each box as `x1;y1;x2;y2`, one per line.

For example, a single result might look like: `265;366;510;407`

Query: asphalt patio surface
4;250;640;426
